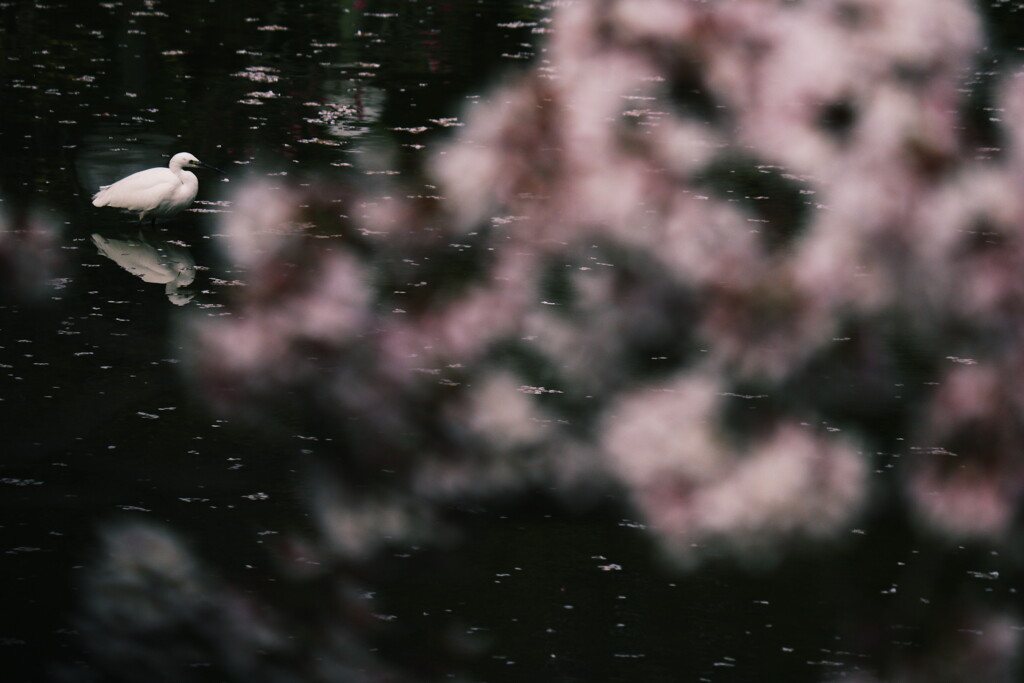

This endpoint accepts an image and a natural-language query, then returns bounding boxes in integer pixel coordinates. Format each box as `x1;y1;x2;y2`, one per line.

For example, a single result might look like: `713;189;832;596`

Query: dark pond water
4;1;1024;682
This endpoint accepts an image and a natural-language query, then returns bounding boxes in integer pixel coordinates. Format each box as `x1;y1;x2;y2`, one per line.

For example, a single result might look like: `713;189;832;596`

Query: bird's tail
92;185;111;207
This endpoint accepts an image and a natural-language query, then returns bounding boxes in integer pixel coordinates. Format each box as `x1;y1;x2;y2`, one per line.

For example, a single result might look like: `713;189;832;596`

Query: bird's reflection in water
91;232;196;305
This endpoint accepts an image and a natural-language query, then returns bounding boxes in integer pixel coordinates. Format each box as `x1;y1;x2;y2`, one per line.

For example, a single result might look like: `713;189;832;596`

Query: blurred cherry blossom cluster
0;207;63;301
150;0;1024;678
193;0;1024;555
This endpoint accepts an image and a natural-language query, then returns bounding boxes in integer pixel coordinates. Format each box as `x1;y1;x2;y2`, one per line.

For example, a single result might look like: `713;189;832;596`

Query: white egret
92;152;224;225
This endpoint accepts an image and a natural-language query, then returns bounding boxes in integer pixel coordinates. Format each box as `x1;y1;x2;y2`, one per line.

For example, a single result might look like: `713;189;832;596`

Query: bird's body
92;152;222;224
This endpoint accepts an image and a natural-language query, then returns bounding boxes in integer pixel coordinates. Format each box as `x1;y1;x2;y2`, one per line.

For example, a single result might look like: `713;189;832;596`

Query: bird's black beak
198;161;226;175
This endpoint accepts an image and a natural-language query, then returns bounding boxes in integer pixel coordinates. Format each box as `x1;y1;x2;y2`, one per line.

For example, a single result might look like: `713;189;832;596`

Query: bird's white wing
92;168;178;211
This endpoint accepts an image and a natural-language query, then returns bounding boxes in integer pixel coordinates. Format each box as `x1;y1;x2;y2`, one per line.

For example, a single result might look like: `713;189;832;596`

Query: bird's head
171;152;225;175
